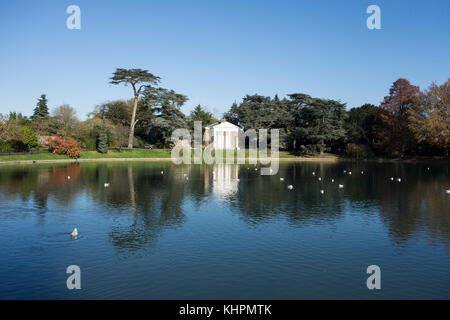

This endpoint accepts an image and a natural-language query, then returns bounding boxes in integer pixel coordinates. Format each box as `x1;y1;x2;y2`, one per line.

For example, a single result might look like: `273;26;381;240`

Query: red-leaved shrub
47;137;81;159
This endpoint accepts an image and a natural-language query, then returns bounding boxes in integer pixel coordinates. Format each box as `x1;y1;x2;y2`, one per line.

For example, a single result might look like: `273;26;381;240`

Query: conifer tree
32;94;49;121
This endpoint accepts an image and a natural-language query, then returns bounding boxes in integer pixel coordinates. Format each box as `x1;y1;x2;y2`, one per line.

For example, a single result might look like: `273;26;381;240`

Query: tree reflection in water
0;161;448;251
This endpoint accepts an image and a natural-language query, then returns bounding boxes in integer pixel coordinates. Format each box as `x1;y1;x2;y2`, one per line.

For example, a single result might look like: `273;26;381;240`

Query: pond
0;161;449;299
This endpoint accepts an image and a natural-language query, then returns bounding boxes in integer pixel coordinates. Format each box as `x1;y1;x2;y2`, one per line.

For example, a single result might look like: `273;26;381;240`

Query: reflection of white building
204;120;241;150
212;164;239;198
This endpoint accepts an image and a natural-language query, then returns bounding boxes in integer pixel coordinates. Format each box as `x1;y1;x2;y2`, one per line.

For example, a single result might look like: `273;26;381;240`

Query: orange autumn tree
408;79;450;155
376;78;420;156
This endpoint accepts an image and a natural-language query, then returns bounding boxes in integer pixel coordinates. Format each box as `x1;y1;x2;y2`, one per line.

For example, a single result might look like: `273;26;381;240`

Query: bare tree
52;104;79;137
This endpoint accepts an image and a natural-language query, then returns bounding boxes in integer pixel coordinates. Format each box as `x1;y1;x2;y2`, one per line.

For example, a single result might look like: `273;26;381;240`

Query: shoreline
0;156;448;166
0;157;337;166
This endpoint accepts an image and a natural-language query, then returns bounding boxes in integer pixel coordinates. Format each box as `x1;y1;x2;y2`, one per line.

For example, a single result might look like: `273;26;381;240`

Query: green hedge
0;141;12;153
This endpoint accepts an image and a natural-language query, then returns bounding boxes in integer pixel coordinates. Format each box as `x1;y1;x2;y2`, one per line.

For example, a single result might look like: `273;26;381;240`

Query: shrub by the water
47;137;81;159
80;137;96;150
345;143;374;159
21;126;38;149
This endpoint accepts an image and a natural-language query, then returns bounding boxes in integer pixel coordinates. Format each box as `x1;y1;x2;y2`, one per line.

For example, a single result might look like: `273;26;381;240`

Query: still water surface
0;161;449;299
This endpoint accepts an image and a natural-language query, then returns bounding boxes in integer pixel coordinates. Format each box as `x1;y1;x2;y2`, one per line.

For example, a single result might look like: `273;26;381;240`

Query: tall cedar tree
346;104;379;147
138;87;188;147
288;94;347;154
110;68;160;148
223;94;291;148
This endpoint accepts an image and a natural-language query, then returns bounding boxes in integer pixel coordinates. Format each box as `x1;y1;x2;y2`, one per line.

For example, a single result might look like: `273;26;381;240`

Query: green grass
0;152;70;162
0;149;172;162
0;148;336;163
79;149;172;159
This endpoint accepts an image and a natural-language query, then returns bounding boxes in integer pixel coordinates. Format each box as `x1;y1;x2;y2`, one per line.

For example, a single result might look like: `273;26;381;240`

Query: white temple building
204;120;241;150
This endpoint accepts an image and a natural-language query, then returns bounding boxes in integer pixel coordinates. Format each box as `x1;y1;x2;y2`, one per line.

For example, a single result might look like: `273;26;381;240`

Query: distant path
1;154;447;166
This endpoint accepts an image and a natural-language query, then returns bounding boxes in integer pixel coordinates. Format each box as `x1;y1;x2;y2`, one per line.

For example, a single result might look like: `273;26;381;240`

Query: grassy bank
0;149;339;164
0;149;172;162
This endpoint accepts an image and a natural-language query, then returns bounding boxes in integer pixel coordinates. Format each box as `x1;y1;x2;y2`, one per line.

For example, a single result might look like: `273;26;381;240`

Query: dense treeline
0;70;448;158
224;78;448;157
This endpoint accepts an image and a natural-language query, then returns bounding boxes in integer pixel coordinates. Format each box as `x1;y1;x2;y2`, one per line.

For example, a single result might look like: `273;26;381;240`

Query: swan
104;183;109;187
338;184;344;188
312;172;316;176
348;171;352;175
318;177;322;181
287;185;293;190
280;178;284;181
331;179;335;183
320;190;324;194
71;228;78;237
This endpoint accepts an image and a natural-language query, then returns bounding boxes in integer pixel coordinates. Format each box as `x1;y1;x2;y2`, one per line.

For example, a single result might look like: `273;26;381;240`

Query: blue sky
0;0;449;119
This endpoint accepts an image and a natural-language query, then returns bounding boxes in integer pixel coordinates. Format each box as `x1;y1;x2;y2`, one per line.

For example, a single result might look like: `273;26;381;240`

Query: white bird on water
348;171;352;175
287;185;293;190
320;190;324;194
338;184;344;188
312;172;315;176
318;177;322;181
390;177;394;181
361;171;364;174
161;171;164;174
331;179;335;183
397;178;402;182
71;228;78;237
104;183;109;188
280;178;284;181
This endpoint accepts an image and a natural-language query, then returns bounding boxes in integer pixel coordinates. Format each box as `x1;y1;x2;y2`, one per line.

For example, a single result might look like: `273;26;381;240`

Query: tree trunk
128;96;138;149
